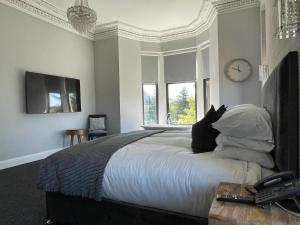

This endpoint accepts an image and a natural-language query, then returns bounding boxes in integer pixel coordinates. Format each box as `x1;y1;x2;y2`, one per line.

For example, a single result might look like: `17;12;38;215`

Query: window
143;84;158;124
203;78;211;114
48;93;62;113
167;82;196;124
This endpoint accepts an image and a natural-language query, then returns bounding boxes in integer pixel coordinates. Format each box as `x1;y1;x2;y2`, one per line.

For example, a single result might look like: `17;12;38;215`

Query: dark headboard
262;52;299;177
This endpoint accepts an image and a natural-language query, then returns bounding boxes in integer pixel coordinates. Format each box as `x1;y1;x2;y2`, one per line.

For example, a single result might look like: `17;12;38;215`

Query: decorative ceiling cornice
0;0;260;43
94;1;216;43
0;0;95;39
211;0;260;14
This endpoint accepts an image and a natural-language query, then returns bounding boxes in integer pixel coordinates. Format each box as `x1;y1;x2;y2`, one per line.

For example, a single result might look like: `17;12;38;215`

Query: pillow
90;117;105;131
212;104;273;141
216;134;274;153
191;105;226;153
213;146;274;169
216;105;227;118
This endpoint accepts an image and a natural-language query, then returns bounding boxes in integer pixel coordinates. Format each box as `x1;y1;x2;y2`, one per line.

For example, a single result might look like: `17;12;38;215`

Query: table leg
77;135;82;144
70;135;74;146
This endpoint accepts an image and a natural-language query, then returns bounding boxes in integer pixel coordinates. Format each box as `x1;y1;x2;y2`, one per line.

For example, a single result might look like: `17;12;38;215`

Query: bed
42;52;299;225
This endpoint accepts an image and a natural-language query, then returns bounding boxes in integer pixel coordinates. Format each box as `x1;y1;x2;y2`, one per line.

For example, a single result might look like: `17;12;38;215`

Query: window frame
203;78;211;114
142;83;159;125
166;81;197;125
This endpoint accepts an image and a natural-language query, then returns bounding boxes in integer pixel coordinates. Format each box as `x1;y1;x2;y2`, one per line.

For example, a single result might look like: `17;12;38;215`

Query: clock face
225;59;252;82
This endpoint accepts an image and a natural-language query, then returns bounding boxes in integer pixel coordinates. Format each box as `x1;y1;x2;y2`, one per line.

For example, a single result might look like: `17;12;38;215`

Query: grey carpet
0;161;46;225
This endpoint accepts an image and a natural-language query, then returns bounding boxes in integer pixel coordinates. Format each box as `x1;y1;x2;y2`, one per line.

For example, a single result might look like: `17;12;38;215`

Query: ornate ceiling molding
211;0;260;14
94;1;216;43
0;0;94;39
141;40;211;57
0;0;260;42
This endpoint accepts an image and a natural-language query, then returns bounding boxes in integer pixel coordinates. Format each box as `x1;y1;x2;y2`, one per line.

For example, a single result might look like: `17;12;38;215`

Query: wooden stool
65;129;86;146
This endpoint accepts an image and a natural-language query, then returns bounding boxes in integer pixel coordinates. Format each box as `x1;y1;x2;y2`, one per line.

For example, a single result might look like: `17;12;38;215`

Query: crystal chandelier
277;0;300;39
67;0;97;34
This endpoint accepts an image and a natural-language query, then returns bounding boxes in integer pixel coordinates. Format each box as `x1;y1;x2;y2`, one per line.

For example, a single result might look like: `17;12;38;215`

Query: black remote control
217;194;255;204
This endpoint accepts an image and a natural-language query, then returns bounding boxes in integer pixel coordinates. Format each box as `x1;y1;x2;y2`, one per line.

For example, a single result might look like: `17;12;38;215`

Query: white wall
94;37;121;134
118;37;143;132
0;4;95;161
218;7;261;107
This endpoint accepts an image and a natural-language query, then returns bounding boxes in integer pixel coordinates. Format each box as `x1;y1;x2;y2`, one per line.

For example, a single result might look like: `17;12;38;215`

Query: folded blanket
38;130;163;201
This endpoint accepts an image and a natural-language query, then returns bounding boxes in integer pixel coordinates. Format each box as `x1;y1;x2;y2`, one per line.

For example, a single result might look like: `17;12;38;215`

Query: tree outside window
167;82;196;124
143;84;158;124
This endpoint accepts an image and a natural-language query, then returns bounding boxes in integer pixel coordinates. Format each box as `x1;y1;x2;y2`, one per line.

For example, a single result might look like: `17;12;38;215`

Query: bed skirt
46;192;208;225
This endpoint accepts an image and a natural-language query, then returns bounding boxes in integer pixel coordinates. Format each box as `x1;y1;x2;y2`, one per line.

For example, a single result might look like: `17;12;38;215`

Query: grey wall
161;37;197;52
196;30;210;46
94;37;121;134
141;56;159;83
94;37;143;133
218;7;261;107
261;0;300;72
0;4;95;161
140;42;161;52
209;17;220;107
201;47;210;78
118;37;143;132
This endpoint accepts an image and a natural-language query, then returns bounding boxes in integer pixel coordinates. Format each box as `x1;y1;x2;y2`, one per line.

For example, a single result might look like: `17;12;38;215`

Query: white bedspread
102;131;263;218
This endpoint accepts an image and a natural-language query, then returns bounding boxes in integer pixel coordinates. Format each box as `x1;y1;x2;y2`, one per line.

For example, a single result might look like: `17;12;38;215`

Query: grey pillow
90;118;105;131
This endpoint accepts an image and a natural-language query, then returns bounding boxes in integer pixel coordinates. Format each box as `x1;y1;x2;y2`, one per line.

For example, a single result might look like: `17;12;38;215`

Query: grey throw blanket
38;130;162;201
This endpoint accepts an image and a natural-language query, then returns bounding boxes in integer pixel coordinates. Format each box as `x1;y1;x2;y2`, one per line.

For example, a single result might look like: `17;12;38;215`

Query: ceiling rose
67;0;97;34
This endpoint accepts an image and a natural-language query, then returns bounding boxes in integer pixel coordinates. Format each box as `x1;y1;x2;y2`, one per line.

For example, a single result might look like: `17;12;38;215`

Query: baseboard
0;148;64;170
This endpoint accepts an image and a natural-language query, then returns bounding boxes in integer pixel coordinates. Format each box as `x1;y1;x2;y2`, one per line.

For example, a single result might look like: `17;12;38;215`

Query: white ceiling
42;0;204;31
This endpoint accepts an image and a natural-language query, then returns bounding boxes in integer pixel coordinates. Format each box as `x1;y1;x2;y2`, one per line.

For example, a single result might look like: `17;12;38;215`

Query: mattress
102;131;264;218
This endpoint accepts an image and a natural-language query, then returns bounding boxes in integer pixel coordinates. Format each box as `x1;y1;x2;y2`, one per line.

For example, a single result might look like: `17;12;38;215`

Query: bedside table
209;182;300;225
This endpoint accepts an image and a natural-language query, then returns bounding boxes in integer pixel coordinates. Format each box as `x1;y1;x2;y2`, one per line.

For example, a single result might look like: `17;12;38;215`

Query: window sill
141;124;192;131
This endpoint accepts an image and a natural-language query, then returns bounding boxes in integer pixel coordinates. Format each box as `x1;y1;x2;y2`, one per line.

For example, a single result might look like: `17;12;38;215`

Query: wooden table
65;129;86;146
209;182;300;225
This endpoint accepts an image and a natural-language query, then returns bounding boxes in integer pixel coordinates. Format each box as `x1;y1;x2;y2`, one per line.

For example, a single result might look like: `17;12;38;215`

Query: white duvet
102;131;264;218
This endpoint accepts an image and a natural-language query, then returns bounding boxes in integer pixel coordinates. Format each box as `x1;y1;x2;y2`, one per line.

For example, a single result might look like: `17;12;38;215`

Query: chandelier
67;0;97;34
277;0;300;39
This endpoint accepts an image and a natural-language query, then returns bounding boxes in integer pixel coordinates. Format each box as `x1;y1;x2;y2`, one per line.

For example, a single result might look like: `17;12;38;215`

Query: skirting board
0;147;64;170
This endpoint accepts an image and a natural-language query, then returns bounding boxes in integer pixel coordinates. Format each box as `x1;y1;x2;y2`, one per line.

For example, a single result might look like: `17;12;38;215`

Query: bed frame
45;52;299;225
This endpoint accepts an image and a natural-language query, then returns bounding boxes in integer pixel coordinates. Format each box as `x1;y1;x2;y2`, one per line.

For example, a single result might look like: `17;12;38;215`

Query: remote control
217;194;255;204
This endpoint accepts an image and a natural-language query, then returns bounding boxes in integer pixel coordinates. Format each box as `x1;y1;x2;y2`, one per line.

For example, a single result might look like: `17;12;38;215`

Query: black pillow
191;105;226;153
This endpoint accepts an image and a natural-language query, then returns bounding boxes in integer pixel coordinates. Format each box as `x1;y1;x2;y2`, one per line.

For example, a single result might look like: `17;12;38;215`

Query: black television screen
25;72;81;114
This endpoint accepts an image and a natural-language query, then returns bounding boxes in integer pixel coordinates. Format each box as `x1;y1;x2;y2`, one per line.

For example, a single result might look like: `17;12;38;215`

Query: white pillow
213;146;274;169
216;134;274;153
212;104;273;141
90;117;105;131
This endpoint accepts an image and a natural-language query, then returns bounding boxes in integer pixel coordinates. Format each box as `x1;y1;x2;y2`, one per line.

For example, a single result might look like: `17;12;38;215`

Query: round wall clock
225;58;253;82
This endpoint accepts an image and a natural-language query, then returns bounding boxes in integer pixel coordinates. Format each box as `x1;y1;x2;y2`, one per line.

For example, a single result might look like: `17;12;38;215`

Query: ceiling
40;0;205;31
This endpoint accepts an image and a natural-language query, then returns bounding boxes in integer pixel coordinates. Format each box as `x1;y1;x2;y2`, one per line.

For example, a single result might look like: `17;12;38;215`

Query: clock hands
232;65;241;72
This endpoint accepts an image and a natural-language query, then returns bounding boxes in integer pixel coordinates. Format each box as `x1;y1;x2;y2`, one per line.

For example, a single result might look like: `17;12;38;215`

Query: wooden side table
65;129;86;146
209;182;300;225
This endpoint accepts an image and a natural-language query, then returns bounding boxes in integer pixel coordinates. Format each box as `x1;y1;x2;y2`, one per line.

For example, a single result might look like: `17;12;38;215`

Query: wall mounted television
25;72;81;114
